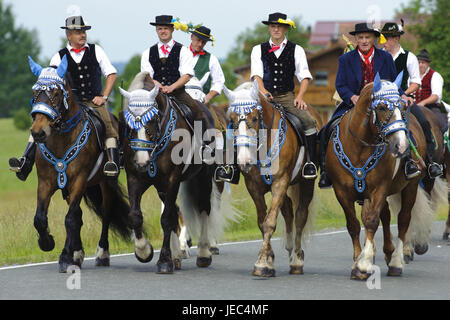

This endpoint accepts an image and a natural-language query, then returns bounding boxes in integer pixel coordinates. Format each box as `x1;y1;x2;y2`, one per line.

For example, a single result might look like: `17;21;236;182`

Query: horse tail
83;181;132;241
429;177;448;212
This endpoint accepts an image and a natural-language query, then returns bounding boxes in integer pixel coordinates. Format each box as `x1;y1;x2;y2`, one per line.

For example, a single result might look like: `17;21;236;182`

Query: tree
111;54;141;114
0;1;41;118
397;0;450;100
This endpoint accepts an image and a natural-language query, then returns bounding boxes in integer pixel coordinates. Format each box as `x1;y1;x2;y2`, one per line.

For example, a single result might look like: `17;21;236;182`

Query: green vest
194;52;212;94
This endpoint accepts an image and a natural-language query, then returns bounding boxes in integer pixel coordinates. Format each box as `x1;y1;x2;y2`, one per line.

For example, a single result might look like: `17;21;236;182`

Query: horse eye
251;117;258;123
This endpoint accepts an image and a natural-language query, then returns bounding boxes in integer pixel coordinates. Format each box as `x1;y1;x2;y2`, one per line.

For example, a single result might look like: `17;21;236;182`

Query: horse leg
209;180;224;255
34;183;56;252
244;176;268;236
290;180;315;275
253;176;290;277
59;200;84;273
333;187;362;277
280;195;294;258
379;201;395;266
128;176;153;264
444;189;450;241
388;184;417;276
196;210;212;268
178;211;191;259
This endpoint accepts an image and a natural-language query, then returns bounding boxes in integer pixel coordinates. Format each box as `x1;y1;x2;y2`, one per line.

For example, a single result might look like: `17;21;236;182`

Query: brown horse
28;56;132;273
443;133;450;242
119;72;217;273
325;73;444;279
223;81;318;277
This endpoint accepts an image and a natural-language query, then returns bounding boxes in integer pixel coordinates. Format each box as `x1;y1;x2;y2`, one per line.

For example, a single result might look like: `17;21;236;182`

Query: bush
13;108;32;131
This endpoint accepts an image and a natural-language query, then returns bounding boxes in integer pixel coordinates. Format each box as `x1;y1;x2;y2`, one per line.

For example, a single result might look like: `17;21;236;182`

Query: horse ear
373;72;382;93
394;70;404;89
149;83;159;100
199;72;210;88
28;56;43;77
251;79;259;101
56;55;68;79
119;87;131;100
223;86;236;102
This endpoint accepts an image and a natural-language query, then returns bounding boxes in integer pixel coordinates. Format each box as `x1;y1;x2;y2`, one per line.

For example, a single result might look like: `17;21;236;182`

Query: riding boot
425;154;443;179
9;141;36;181
404;155;421;180
318;128;332;189
103;138;120;177
302;133;318;179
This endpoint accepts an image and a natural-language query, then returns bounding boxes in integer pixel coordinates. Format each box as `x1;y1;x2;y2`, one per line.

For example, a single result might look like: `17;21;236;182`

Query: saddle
81;104;106;151
283;110;305;145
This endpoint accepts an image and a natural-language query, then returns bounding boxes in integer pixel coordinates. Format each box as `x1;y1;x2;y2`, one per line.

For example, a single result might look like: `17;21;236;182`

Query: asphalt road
1;221;449;300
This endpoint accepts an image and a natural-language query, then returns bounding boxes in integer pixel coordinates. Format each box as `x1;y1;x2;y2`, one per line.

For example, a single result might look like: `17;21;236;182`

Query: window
314;71;328;86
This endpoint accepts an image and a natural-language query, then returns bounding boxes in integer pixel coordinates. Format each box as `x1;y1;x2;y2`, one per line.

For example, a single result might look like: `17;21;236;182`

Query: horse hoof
187;239;193;248
134;243;154;263
414;244;428;255
173;258;182;270
387;266;403;277
210;247;220;255
95;257;110;267
350;267;370;281
253;266;276;278
442;232;449;241
59;262;79;273
156;261;174;274
180;250;190;259
196;256;212;268
38;235;55;252
403;254;413;264
289;266;304;275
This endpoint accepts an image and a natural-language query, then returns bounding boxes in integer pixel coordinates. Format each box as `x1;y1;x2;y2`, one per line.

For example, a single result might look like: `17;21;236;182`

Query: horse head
119;80;161;170
368;71;409;158
185;72;210;103
223;80;261;172
28;55;73;142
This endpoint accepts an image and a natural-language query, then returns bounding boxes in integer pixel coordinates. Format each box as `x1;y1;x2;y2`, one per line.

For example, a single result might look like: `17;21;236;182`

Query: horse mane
128;71;155;91
355;82;374;114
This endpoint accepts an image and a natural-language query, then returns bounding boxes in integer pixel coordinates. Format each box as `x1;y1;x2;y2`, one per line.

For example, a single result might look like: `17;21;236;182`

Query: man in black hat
382;23;442;179
250;12;318;180
318;22;412;188
9;15;120;180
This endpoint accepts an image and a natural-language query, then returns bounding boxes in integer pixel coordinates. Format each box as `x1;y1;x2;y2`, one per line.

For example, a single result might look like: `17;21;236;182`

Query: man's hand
92;96;107;106
161;84;176;94
294;96;308;110
350;95;359;106
402;94;414;107
260;88;273;101
204;91;217;105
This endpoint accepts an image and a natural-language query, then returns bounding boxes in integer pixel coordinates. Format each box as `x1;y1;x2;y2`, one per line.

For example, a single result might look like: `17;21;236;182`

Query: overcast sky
5;0;409;63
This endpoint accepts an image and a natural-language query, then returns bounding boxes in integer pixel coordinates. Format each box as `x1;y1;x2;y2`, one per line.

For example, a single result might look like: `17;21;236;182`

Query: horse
177;73;241;258
119;71;218;273
27;56;132;273
442;129;450;242
223;80;319;277
325;72;445;279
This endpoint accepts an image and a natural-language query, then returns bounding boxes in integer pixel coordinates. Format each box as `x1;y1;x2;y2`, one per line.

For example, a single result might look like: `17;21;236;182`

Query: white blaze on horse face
236;116;253;167
134;127;150;167
389;108;408;156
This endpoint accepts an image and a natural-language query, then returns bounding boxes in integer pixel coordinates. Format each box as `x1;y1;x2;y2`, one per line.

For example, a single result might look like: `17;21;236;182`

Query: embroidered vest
59;43;102;101
415;69;435;103
194;52;211;94
394;50;410;91
261;41;296;94
149;42;182;86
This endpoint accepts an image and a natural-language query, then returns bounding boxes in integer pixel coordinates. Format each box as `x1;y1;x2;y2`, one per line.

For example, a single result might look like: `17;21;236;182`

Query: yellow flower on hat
180;22;189;32
277;18;296;28
173;21;181;30
378;33;387;44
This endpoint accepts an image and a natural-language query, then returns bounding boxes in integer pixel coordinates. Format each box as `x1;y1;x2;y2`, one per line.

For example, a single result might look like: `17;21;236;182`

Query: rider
382;22;442;179
141;15;214;153
250;12;318;179
415;49;447;133
9;15;120;180
318;22;410;188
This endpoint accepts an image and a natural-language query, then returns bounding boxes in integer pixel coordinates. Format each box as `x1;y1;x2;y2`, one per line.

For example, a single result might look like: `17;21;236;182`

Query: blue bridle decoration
124;104;159;130
38;120;92;189
129;106;178;178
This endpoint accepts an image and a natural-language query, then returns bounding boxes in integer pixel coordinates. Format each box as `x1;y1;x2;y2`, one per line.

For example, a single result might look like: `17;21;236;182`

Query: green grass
0;118;447;266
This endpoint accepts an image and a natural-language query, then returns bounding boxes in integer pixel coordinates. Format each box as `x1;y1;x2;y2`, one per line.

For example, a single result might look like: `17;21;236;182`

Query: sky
5;0;409;64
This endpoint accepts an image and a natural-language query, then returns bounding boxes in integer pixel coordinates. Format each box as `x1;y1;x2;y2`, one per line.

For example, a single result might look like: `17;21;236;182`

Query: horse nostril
32;130;47;142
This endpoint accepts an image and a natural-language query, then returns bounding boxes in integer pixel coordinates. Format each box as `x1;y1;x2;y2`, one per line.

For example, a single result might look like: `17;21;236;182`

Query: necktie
190;44;205;57
268;44;281;53
358;46;374;65
70;47;86;54
160;44;170;55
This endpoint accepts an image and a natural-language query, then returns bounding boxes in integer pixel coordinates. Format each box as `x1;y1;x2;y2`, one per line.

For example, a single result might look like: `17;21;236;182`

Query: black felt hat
61;16;91;30
349;23;380;37
261;12;291;26
417;48;432;62
149;15;174;26
381;22;404;37
190;26;213;42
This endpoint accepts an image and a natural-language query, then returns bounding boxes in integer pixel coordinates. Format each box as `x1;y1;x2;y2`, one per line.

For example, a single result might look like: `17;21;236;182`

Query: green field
0;118;447;266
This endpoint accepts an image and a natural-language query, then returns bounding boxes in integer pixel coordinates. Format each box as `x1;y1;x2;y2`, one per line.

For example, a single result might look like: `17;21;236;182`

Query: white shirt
385;46;421;85
421;67;444;103
192;51;225;94
50;43;117;77
250;37;312;83
140;39;195;78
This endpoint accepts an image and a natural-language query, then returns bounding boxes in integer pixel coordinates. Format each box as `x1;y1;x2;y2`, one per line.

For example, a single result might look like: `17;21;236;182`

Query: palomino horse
178;74;240;258
223;80;318;277
119;71;217;273
27;56;132;273
325;72;444;279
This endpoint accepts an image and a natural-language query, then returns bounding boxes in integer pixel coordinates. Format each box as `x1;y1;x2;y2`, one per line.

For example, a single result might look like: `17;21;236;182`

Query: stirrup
103;161;119;176
9;157;24;172
405;161;421;180
427;162;443;179
214;165;235;182
302;161;317;179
